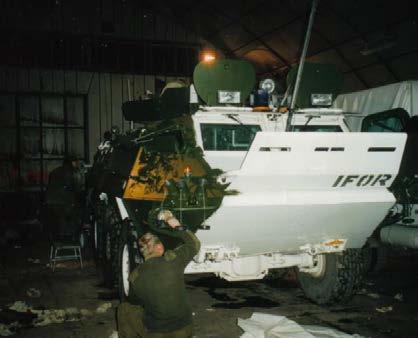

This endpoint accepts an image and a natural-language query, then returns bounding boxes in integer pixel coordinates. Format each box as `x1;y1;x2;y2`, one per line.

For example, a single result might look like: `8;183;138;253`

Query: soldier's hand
166;216;181;229
157;209;184;229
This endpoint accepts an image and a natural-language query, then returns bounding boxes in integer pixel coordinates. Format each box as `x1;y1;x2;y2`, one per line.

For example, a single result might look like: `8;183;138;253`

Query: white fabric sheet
238;313;366;338
333;81;418;116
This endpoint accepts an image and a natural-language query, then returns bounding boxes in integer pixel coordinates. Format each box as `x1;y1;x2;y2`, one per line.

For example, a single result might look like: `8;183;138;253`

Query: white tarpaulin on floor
238;313;366;338
333;81;418;116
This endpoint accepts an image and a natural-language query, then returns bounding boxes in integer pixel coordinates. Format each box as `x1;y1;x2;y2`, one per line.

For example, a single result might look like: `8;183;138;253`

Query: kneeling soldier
117;210;200;338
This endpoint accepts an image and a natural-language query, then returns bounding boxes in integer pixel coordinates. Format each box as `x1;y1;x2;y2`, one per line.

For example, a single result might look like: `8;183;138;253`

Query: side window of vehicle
201;124;261;151
361;108;410;133
363;116;404;132
291;125;343;132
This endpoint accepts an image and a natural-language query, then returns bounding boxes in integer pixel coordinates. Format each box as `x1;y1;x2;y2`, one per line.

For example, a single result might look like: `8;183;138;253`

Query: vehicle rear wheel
266;268;290;280
92;203;107;259
297;249;364;305
94;219;98;251
362;246;388;273
100;229;116;288
100;203;124;288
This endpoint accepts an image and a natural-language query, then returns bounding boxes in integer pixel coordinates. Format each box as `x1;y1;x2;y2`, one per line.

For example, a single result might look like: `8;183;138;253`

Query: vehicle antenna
287;0;320;130
127;78;134;130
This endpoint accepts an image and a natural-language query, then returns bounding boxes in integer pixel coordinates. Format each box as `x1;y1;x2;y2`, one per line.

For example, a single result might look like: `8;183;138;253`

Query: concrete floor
1;238;418;338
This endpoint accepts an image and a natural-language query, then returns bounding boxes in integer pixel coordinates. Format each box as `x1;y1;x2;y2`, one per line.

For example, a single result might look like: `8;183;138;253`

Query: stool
49;240;83;271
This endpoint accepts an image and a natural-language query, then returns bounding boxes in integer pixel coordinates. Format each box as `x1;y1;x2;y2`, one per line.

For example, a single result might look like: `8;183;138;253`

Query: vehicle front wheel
297;249;364;305
117;224;142;301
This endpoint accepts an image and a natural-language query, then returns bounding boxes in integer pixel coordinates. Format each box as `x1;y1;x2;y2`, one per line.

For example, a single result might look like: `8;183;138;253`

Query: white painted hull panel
200;132;407;254
198;193;394;253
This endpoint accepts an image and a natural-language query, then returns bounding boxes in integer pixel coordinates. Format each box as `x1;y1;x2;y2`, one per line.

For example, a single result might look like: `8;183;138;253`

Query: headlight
311;93;333;106
218;90;241;104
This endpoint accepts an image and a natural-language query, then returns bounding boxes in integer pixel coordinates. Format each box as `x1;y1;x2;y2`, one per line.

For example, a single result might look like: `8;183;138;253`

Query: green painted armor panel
287;62;343;108
193;59;256;106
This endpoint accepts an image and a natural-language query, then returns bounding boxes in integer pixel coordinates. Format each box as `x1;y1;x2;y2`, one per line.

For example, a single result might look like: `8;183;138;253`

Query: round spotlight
259;78;276;94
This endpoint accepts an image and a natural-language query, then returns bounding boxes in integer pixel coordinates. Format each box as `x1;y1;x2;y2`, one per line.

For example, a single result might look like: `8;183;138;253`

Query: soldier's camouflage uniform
118;230;200;338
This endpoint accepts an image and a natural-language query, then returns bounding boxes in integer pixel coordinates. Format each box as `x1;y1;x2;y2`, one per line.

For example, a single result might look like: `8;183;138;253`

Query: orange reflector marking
324;239;345;247
252;106;271;112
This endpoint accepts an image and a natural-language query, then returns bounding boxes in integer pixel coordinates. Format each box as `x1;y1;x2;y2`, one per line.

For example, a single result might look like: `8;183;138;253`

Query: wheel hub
305;254;326;278
122;244;130;297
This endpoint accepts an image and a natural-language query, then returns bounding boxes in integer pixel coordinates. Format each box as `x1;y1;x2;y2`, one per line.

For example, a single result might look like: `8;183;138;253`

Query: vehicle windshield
201;123;261;151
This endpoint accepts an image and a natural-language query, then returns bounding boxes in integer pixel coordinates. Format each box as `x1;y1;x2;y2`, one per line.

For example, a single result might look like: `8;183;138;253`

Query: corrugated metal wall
0;67;190;161
1;0;197;43
0;0;200;162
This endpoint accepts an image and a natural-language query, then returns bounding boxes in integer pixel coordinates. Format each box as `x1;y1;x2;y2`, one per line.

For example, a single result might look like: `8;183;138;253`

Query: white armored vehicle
89;59;409;305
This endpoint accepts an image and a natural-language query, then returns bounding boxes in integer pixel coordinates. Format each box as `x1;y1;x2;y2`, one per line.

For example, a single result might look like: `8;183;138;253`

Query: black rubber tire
266;268;290;280
363;246;388;274
99;205;120;288
117;225;132;301
92;203;106;259
93;219;99;251
361;246;374;274
371;246;389;272
117;223;142;301
100;228;116;288
297;249;365;305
